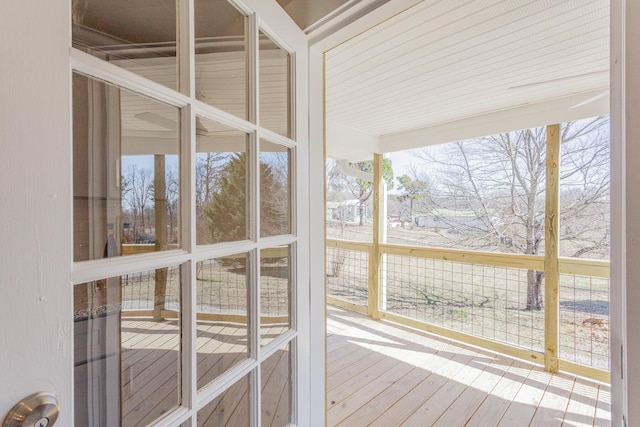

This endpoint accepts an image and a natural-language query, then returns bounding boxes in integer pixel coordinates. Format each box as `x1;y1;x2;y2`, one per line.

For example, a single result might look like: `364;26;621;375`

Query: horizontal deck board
327;307;610;427
100;307;608;426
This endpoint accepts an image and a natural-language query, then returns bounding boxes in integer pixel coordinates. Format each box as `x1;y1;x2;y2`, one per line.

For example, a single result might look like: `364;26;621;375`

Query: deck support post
544;124;560;373
154;154;168;322
371;153;385;320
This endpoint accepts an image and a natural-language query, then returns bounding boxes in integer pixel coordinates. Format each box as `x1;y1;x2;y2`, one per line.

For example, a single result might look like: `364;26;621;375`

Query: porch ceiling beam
310;0;418;49
378;88;609;153
326;120;381;160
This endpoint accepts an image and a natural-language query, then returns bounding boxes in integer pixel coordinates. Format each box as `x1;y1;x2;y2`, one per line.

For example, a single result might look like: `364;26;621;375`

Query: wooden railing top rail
325;239;372;252
558;257;610;278
122;243;180;255
381;243;545;271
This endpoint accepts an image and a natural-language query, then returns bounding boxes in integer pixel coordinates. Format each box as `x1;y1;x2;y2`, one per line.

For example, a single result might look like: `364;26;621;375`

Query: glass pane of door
197;375;250;426
195;0;248;120
196;117;250;245
260;139;291;237
260;246;291;346
72;0;178;90
261;342;292;426
259;31;291;138
74;265;182;426
73;73;180;262
196;253;250;389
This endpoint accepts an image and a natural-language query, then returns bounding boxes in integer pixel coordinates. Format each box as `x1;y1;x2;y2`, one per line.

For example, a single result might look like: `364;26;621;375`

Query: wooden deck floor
118;316;290;426
327;306;611;427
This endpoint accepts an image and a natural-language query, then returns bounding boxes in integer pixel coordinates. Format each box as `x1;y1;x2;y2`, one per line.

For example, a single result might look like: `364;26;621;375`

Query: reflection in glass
259;31;291;137
260;140;291;237
72;0;178;90
260;246;291;346
74;265;182;426
196;254;250;389
73;73;180;262
197;375;250;426
195;0;248;120
196;117;249;245
261;342;292;426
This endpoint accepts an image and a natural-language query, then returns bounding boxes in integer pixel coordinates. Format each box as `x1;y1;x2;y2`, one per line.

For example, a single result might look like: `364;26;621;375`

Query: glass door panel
259;31;291;138
260;139;292;237
260;246;291;346
72;0;178;90
70;0;305;425
73;73;181;262
195;0;248;120
74;265;183;426
196;254;250;389
197;375;250;426
261;342;292;426
195;117;250;245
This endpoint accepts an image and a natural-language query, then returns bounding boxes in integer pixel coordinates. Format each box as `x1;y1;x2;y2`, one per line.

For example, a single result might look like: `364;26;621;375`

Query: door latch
2;392;59;427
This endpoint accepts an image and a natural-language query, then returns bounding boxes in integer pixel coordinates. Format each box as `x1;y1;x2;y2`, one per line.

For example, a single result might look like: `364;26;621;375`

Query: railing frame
326;238;610;382
325;124;610;383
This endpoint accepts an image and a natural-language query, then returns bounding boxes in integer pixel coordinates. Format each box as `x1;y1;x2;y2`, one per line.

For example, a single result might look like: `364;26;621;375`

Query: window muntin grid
70;1;299;425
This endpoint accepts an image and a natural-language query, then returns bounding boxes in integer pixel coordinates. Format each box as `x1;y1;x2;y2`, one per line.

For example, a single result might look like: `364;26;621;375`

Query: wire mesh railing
121;267;181;311
384;255;545;354
196;255;249;315
559;273;610;370
326;244;369;308
325;238;611;379
118;248;291;318
260;249;291;317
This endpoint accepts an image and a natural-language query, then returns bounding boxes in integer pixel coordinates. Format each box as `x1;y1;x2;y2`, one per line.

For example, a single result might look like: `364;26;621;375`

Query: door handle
2;392;59;427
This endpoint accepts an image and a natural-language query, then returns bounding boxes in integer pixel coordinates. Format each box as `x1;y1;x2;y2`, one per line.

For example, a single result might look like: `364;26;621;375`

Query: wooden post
154;154;168;322
544;124;560;373
371;153;384;320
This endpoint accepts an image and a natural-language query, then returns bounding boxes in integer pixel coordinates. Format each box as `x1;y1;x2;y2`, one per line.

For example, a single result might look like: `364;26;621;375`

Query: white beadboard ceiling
324;0;610;160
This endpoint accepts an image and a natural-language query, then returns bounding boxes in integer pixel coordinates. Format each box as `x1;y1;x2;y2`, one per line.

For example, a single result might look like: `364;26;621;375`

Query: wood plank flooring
118;317;290;426
327;306;610;427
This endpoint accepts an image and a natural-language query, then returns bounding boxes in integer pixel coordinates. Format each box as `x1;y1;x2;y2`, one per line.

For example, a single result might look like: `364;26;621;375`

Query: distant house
414;208;489;231
327;200;368;224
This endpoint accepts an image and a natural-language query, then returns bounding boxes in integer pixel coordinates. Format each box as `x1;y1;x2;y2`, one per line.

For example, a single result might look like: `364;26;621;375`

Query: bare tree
327;159;394;226
396;172;429;223
416;116;609;310
195;152;227;240
165;165;179;244
122;164;154;242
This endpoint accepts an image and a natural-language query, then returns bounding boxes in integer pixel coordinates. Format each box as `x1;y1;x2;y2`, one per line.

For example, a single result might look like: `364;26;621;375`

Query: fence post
153;154;168;321
545;124;560;373
371;153;384;320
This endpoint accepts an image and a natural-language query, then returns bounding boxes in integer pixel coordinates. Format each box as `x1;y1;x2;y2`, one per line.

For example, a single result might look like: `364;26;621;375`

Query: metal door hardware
2;392;59;427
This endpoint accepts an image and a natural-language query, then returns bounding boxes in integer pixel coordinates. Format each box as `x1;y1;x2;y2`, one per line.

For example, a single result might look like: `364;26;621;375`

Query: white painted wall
0;0;73;424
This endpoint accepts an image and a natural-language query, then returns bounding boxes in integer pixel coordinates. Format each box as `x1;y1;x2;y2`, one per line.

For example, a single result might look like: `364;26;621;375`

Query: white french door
0;0;311;426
